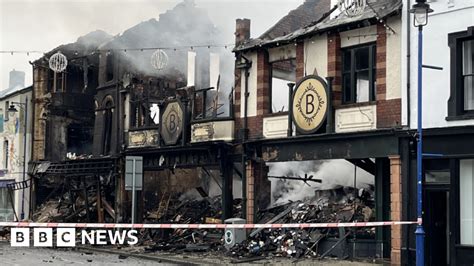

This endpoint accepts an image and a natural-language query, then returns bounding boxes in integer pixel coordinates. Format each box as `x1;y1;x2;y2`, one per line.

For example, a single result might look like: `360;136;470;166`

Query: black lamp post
409;1;433;266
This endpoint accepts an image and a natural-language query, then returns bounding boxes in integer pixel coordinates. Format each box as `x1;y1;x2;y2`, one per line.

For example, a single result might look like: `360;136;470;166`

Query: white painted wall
0;89;33;221
404;0;474;129
240;52;258;118
304;35;328;77
387;17;402;100
340;26;377;48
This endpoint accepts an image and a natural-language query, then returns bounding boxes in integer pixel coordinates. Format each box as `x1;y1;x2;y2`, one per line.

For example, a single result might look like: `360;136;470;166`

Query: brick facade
246;160;270;223
296;41;305;81
376;24;401;128
327;33;342;106
390;155;402;266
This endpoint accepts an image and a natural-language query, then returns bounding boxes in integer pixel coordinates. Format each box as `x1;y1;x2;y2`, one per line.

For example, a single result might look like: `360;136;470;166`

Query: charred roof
234;0;402;52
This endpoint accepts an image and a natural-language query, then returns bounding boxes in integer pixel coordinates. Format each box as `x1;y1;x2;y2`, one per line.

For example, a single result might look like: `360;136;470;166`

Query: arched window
102;98;113;155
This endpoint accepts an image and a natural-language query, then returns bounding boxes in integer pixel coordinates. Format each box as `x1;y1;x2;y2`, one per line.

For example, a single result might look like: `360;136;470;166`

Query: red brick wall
390;156;402;265
296;41;305;81
257;50;271;117
328;33;342;107
378;99;401;128
376;24;401;128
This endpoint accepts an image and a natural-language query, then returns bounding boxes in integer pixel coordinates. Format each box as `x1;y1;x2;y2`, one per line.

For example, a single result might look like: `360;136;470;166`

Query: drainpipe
406;0;411;128
239;54;251;219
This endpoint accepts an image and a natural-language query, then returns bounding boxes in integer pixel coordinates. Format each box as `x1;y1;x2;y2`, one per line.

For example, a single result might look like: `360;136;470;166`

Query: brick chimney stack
235;18;251;46
9;69;25;89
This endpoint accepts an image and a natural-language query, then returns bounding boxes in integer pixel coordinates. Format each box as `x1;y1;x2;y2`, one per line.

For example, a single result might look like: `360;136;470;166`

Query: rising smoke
95;0;235;113
268;160;375;206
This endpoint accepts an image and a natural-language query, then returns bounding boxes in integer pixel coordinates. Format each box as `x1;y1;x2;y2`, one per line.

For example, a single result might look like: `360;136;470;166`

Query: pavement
0;241;383;265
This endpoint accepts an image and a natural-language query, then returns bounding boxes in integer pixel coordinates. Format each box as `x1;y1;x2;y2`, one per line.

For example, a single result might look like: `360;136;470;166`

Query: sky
0;0;303;90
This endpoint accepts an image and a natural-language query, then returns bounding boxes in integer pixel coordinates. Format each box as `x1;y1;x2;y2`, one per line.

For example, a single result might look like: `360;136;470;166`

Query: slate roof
235;0;402;52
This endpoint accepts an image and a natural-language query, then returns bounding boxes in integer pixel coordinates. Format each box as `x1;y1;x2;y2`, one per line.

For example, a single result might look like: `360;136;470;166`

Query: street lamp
8;97;28;221
409;1;433;266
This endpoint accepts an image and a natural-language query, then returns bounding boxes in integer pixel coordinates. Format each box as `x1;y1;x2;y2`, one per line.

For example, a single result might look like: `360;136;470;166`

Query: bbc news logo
11;228;138;247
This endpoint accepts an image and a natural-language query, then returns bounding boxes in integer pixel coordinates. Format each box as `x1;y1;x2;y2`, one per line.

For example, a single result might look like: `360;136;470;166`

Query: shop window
270;59;296;113
460;159;474;245
342;44;376;104
0;186;14;221
447;27;474;118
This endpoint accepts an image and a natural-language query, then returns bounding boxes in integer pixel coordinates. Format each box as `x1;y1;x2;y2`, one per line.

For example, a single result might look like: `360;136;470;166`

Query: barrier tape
0;221;417;229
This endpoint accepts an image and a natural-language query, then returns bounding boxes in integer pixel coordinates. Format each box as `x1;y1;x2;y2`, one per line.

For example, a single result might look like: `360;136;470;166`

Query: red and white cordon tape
0;221;417;229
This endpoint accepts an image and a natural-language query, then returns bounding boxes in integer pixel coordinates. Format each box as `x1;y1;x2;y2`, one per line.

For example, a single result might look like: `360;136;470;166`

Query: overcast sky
0;0;303;90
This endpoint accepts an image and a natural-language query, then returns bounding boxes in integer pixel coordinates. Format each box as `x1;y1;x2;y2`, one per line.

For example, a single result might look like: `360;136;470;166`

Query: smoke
268;160;374;205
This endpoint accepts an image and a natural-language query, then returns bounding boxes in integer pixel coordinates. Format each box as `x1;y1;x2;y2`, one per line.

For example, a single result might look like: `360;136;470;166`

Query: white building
0;70;32;221
401;0;474;264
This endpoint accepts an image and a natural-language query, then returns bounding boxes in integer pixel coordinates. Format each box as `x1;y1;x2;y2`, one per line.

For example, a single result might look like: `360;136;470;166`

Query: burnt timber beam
346;158;376;176
258;131;400;162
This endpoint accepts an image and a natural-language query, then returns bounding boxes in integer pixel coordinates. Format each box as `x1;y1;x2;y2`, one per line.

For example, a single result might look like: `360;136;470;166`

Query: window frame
447;27;474;120
341;43;376;104
269;59;296;114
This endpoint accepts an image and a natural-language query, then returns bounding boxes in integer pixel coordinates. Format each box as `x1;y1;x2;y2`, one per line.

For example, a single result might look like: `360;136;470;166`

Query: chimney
8;69;25;89
235;19;251;46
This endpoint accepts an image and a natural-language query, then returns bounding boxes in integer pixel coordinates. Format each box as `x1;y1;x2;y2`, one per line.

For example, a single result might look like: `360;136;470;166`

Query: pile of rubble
138;185;375;259
228;186;375;259
32;176;115;223
141;195;242;252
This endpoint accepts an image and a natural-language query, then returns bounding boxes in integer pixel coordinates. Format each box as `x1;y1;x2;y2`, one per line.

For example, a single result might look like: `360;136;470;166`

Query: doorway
424;189;450;265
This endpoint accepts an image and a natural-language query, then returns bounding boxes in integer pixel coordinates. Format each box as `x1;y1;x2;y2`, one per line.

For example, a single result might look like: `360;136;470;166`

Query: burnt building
29;30;117;222
233;0;405;263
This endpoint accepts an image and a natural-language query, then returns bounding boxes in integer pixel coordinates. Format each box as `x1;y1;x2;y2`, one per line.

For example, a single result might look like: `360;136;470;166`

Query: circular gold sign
292;76;328;134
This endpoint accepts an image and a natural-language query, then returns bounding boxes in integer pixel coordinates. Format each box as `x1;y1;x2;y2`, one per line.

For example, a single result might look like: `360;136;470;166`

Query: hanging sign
291;75;328;134
160;101;184;145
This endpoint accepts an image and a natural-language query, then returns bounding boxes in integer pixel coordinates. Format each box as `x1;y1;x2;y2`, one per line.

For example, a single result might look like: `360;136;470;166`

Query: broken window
342;44;376;104
106;53;114;82
129;84;159;129
102;100;113;155
271;59;296;113
47;70;66;92
67;123;93;155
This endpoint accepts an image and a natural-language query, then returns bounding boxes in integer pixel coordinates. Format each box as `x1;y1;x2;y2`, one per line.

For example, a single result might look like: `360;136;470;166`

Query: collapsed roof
234;0;402;52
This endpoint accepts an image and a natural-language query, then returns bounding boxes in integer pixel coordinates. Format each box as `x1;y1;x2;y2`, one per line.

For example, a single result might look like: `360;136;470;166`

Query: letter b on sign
11;228;30;247
34;228;53;247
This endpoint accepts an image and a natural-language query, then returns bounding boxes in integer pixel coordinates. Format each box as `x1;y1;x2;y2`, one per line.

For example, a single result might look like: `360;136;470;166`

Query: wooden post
97;178;104;223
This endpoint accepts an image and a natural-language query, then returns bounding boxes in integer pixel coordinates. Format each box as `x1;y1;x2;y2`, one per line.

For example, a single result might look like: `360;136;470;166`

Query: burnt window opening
448;27;474;119
3;140;8;169
67;123;93;155
47;69;66;93
102;100;113;155
342;44;376;104
106;53;114;82
270;59;296;113
129;84;160;129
